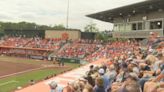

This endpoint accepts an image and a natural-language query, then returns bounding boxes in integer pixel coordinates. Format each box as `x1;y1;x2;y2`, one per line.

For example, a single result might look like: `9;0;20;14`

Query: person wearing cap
149;32;154;36
49;81;63;92
98;68;109;91
148;32;159;49
98;68;105;76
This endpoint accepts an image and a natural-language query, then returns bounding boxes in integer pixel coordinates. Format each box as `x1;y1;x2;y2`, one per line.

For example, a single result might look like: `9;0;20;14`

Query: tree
0;21;66;31
95;32;109;42
52;24;65;29
18;21;37;30
84;22;99;32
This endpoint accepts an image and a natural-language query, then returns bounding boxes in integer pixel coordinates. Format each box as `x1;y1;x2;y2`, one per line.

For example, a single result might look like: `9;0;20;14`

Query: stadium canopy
86;0;164;23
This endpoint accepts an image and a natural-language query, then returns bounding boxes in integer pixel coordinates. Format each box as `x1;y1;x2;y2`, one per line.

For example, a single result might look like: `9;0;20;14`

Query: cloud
0;14;13;20
0;0;145;31
20;13;36;19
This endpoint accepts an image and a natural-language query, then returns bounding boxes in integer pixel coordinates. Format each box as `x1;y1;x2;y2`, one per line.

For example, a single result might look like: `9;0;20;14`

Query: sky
0;0;145;31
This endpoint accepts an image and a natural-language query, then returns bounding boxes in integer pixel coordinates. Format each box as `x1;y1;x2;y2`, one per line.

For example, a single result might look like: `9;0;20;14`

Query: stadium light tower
66;0;70;29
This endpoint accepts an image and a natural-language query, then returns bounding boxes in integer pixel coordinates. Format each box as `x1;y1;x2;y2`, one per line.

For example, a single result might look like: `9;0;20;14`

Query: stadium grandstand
0;0;163;92
0;29;98;61
87;0;164;39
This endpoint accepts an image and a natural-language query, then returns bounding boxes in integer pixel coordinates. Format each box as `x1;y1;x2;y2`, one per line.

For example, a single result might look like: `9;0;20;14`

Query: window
150;21;162;29
132;23;137;30
132;22;143;30
119;24;124;31
125;23;131;31
138;22;143;30
114;24;119;31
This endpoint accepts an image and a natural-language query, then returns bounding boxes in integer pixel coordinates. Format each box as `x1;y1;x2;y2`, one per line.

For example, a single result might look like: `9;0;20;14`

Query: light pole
66;0;70;29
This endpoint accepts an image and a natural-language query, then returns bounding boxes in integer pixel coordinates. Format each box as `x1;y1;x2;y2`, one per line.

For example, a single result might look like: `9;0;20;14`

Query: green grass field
0;56;80;92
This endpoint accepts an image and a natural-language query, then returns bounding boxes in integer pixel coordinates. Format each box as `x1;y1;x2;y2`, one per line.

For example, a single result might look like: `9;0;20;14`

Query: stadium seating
60;39;164;92
57;40;101;59
1;36;163;92
0;37;67;58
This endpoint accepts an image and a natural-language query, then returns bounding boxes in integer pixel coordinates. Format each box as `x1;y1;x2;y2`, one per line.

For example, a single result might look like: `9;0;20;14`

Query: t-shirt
102;75;109;90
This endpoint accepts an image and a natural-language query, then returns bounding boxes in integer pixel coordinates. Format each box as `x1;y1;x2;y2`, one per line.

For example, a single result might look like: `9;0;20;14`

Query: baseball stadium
0;0;163;92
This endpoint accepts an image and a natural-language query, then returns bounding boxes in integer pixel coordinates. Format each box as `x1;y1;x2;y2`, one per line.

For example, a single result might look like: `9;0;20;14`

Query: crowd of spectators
57;39;102;59
49;32;164;92
24;37;66;50
0;36;66;50
51;49;164;92
84;41;139;62
0;37;31;47
0;36;67;58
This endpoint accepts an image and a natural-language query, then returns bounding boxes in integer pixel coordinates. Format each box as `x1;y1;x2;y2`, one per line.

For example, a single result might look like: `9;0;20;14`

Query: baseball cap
98;68;105;74
49;81;57;89
149;32;154;35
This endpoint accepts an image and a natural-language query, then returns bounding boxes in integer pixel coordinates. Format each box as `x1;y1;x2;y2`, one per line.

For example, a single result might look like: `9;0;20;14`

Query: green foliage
95;32;128;42
95;32;103;40
84;22;99;32
95;32;110;42
108;38;117;42
52;24;65;29
0;21;66;31
117;38;128;42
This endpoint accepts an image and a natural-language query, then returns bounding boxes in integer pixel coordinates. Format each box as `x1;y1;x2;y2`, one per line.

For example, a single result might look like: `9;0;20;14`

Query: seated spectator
83;82;93;92
93;77;105;92
105;64;117;92
49;81;63;92
144;69;164;92
84;72;95;87
119;73;141;92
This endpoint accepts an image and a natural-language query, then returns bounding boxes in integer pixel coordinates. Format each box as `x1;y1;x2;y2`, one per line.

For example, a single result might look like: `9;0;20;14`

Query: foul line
0;80;19;86
0;67;45;79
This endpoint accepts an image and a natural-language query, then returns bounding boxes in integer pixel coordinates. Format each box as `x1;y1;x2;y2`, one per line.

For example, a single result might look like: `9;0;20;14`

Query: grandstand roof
86;0;164;23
